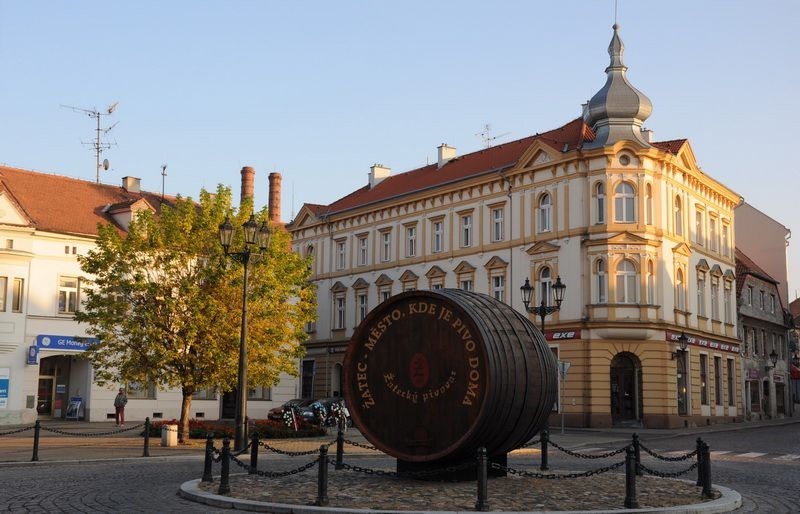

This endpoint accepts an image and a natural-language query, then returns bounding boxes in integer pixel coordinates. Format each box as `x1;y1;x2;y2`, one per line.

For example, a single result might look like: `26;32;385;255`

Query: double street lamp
520;276;566;332
219;214;272;451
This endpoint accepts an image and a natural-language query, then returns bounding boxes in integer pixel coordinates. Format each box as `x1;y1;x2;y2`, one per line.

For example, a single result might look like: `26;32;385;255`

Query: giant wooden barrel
343;289;557;463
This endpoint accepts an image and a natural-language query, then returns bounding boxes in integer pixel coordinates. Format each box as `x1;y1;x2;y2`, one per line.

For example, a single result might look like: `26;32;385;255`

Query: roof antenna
475;123;511;149
291;180;295;221
161;164;168;199
614;0;619;25
61;101;119;183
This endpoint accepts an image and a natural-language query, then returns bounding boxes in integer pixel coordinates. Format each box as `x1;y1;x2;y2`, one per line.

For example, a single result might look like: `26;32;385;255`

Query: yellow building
289;25;742;428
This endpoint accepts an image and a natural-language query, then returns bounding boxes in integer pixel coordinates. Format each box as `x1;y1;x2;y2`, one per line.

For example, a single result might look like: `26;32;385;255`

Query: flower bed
146;418;325;439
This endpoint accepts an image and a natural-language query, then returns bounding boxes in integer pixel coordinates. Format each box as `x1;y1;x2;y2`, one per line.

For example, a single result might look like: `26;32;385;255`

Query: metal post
624;445;639;509
632;433;642;476
249;433;259;474
696;437;704;487
540;429;549;471
335;428;344;470
202;433;214;483
142;417;150;457
475;447;490;511
315;445;329;506
234;256;250;452
701;442;713;499
31;420;40;462
218;437;231;495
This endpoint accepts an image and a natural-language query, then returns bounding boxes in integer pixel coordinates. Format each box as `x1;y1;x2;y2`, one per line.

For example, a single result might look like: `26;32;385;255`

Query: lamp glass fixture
218;217;234;249
520;278;533;308
552;276;566;306
257;221;271;251
243;215;259;245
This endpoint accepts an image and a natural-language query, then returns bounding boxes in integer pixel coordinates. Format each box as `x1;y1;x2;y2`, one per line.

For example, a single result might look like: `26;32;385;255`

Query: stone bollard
249;433;259;475
31;420;41;462
218;437;231;495
475;447;490;512
540;429;549;471
315;445;329;506
632;433;642;476
142;417;151;457
624;445;639;509
201;433;214;483
335;428;344;470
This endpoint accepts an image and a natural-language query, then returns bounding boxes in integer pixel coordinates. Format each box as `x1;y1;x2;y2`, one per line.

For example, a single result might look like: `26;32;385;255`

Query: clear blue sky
1;1;798;296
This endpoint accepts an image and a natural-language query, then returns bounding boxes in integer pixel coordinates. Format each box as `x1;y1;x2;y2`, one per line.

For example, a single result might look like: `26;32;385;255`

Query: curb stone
179;478;742;514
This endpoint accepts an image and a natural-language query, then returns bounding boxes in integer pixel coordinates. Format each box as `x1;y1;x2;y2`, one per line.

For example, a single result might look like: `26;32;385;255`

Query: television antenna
61;101;119;183
160;164;168;199
475;123;510;148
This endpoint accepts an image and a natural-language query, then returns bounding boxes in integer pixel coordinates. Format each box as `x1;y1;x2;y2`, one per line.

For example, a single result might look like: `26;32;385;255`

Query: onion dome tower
583;24;653;148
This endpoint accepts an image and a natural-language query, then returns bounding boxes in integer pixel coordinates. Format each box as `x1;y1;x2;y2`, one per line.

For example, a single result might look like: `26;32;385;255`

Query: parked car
267;398;314;422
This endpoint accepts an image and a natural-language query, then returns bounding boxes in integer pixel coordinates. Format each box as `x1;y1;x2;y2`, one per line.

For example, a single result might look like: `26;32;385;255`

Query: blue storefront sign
0;368;9;409
35;335;98;352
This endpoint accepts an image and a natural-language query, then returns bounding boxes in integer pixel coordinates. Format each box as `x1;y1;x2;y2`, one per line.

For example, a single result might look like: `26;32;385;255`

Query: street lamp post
520;276;566;332
219;214;271;452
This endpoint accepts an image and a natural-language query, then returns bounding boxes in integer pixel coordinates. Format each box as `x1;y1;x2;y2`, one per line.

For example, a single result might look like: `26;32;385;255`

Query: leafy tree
76;186;315;442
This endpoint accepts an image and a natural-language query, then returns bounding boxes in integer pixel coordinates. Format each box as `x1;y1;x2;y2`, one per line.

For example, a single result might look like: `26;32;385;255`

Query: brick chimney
240;166;255;206
268;172;282;223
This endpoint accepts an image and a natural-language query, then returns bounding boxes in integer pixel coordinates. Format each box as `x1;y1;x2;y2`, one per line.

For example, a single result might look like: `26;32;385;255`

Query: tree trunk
179;391;193;444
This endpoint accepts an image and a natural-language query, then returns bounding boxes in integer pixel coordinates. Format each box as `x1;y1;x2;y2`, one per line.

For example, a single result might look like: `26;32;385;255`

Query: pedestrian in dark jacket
114;388;128;427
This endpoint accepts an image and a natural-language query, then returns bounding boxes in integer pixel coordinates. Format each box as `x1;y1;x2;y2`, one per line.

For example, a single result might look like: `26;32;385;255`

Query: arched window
614;182;636;223
616;259;638;303
676;269;685;310
646;260;655;304
595;182;606;224
539;267;552;307
538;193;552;232
645;184;652;225
674;196;683;236
597;259;607;303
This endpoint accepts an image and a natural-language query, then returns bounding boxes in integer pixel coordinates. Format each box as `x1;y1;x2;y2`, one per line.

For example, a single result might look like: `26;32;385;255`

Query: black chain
549;440;630;459
639;443;698;461
229;453;319;477
521;438;541;448
493;460;625;479
259;440;335;456
638;461;699;478
343;439;377;451
39;423;145;436
336;460;475;479
0;425;35;436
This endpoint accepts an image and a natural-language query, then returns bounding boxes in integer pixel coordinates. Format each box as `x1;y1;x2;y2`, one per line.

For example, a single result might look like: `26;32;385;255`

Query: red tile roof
735;248;777;296
651;139;686;154
0;165;170;237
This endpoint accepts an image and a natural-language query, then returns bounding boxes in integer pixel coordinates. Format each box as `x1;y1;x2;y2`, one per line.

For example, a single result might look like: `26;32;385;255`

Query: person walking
114;388;128;427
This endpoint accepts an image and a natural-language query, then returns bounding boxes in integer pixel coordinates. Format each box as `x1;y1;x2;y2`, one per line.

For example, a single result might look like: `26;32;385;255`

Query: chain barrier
492;460;625;480
549;440;630;459
638;461;699;478
0;425;35;436
639;443;698;462
521;438;541;448
259;439;336;456
39;423;145;437
336;460;475;479
229;452;319;477
343;439;377;451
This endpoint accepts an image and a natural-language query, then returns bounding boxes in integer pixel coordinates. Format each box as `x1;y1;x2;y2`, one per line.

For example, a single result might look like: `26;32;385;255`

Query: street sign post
557;360;571;434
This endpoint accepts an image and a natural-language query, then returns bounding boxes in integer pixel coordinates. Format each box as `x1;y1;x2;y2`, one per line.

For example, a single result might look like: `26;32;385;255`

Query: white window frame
710;279;719;320
723;283;732;323
357;236;368;266
676;269;686;311
358;293;368;323
709;217;718;252
460;279;473;292
381;231;391;262
595;182;605;224
58;276;80;315
461;215;473;248
335;241;346;270
491;274;505;303
695;210;704;246
406;226;417;257
697;273;706;317
432;221;443;253
492;207;504;242
334;295;346;330
538;194;552;232
615;260;637;304
721;224;730;257
596;259;607;303
644;184;652;225
539;267;552;307
646;261;655;305
674;197;683;236
614;182;635;223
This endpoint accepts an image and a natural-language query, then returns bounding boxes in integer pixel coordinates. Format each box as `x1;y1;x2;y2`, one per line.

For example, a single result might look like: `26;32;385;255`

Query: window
674;196;683;236
432;221;443;253
759;290;765;310
0;277;6;311
646;261;655;304
460;279;473;292
709;218;718;252
406;226;417;257
700;354;708;405
596;259;607;303
5;239;12;249
492;208;504;242
380;288;391;302
770;294;776;314
615;259;638;304
723;283;732;323
334;296;346;330
746;286;753;306
12;278;23;313
539;267;552;307
614;182;635;223
461;215;473;247
676;269;685;311
381;232;391;262
721;224;730;257
248;386;272;400
538;194;552;232
306;245;315;271
335;241;346;270
58;277;79;314
431;283;443;290
695;210;704;245
697;274;706;317
305;320;316;333
357;236;368;266
710;279;719;320
595;182;605;224
193;387;218;400
727;359;735;407
492;275;505;303
126;381;156;400
714;357;723;406
644;184;652;225
752;328;759;356
358;293;368;323
778;335;785;360
761;329;767;356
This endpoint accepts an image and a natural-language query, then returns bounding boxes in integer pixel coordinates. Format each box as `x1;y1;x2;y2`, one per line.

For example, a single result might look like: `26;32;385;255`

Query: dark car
267;398;314;421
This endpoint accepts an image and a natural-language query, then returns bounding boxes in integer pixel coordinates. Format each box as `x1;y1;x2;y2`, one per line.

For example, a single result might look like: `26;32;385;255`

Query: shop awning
790;365;800;380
